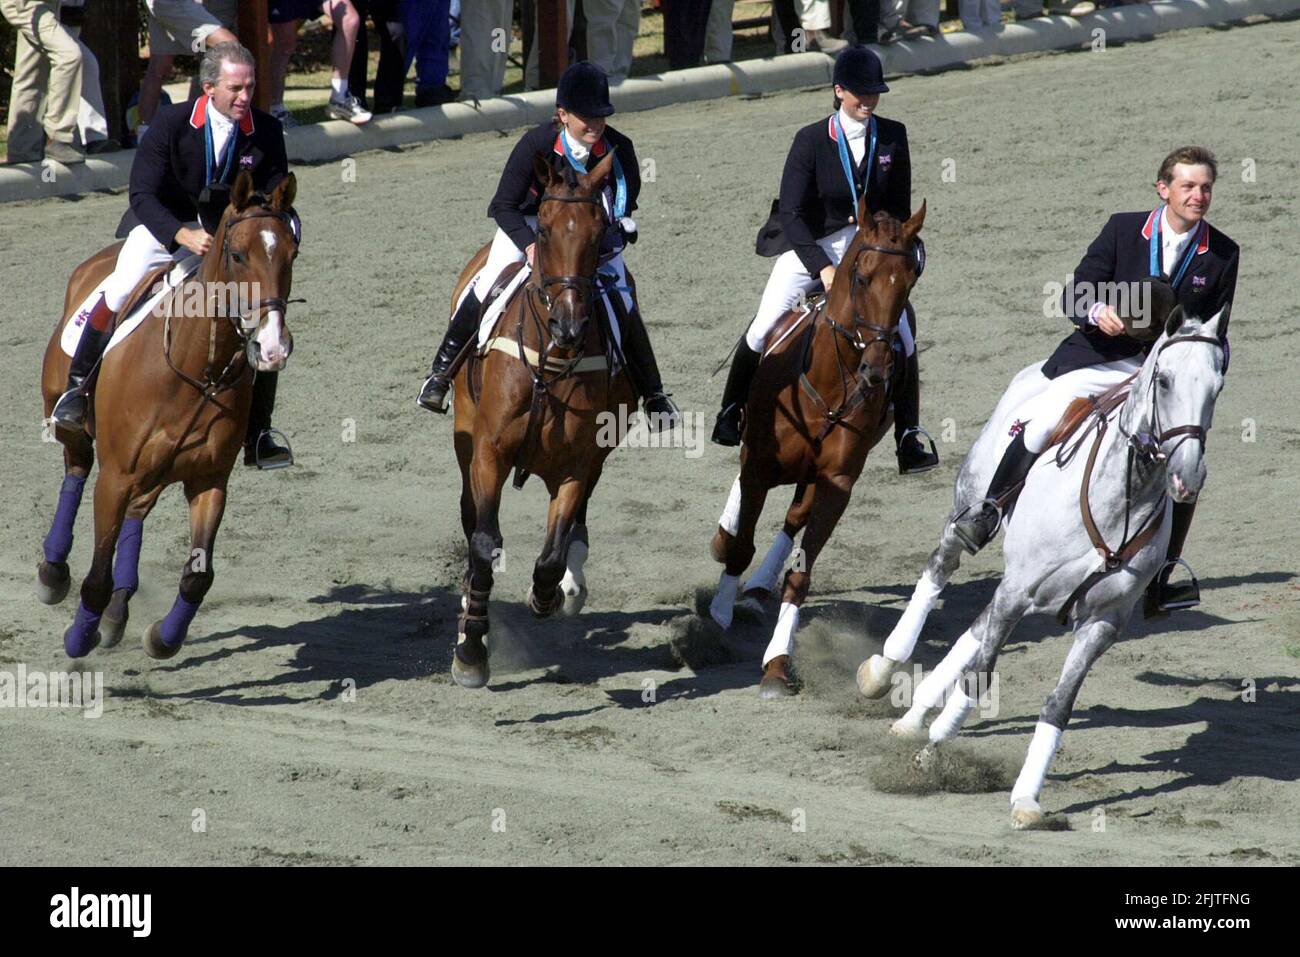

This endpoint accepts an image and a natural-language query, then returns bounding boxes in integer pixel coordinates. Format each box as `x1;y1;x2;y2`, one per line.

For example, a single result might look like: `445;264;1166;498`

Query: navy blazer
488;122;641;253
777;113;911;276
115;96;288;251
1042;209;1240;378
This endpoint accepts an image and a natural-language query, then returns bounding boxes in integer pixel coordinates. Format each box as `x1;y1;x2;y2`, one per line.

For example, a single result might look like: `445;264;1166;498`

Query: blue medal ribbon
560;131;627;220
1149;205;1201;290
832;112;877;210
203;99;238;187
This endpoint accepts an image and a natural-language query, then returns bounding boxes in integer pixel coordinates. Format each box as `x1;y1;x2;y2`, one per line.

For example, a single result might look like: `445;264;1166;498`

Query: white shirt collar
562;128;590;162
837;107;867;140
207;99;236;162
1160;208;1194;276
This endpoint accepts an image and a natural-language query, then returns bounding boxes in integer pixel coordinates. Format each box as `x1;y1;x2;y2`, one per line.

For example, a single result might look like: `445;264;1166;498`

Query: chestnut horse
447;151;636;688
38;170;299;659
707;201;927;697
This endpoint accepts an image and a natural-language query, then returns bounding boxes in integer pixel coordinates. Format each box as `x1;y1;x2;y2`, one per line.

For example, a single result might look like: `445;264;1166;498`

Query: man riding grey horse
952;145;1239;617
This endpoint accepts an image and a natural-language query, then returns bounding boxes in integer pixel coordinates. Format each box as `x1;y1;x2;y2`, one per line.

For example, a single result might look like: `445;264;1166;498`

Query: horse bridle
220;205;305;338
826;237;922;384
531;192;606;311
1120;333;1222;463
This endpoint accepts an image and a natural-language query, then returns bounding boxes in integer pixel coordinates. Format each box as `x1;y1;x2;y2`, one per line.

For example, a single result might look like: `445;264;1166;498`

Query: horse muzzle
247;331;292;372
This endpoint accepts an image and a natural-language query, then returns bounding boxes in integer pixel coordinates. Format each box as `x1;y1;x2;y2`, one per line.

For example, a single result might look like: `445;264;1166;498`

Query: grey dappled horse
857;304;1227;828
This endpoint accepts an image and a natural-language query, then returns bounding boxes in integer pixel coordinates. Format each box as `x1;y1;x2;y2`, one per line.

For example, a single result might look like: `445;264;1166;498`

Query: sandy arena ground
1;19;1298;865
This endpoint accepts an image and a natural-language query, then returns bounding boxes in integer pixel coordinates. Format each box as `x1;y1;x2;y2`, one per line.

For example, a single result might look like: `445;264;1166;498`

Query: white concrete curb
2;0;1294;203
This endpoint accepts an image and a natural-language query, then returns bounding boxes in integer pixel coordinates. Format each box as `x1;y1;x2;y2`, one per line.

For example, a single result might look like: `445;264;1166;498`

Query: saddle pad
61;256;203;358
473;264;624;372
475;265;532;349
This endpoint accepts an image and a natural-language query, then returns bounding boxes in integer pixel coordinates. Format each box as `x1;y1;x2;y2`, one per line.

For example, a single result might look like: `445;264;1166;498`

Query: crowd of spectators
1;0;1159;165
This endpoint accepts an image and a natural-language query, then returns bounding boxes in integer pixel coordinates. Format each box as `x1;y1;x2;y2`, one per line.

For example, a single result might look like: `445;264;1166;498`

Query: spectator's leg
911;0;941;29
958;0;982;29
269;19;304;112
771;0;798;52
15;1;85;149
138;54;175;129
878;0;905;35
796;0;832;31
846;0;879;43
982;0;1001;26
5;23;47;162
347;0;371;105
523;0;576;89
583;0;619;78
71;35;110;149
663;1;710;71
703;0;734;63
458;0;512;100
406;0;451;102
612;0;641;82
323;1;362;91
372;0;407;111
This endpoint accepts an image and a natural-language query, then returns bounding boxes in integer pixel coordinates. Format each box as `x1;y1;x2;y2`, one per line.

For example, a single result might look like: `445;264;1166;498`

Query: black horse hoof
527;585;562;619
37;561;71;605
143;622;182;660
101;589;131;648
451;642;490;689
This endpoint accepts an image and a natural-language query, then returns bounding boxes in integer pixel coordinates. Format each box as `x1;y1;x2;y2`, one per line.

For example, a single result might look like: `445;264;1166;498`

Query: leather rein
1054;332;1221;624
798;239;915;444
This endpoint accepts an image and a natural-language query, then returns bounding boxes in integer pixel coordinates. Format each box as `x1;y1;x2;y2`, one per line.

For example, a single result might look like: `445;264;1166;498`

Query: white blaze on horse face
254;308;289;370
261;229;277;258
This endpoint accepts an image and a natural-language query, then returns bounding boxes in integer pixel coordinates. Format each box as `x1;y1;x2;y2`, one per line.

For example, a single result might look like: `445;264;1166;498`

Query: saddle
1043;375;1136;451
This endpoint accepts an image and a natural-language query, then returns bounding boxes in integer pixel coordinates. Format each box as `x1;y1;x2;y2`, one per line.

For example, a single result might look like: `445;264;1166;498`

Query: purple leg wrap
113;517;144;595
43;473;87;564
159;593;202;648
64;602;101;658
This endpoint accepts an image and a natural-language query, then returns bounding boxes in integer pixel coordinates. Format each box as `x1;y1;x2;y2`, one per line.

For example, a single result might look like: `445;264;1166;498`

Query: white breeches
102;224;192;312
1016;357;1143;454
466;215;633;316
745;224;915;356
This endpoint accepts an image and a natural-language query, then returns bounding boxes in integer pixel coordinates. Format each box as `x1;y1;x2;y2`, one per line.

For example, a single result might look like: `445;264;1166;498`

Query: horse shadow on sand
137;580;762;708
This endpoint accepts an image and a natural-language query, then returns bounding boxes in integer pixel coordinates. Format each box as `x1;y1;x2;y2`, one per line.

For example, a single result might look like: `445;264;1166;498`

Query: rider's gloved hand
618;216;638;245
175;226;212;257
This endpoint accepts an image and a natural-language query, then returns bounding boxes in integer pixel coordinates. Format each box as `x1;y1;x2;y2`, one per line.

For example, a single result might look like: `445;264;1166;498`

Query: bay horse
707;201;927;698
448;151;636;688
38;170;299;659
858;303;1226;828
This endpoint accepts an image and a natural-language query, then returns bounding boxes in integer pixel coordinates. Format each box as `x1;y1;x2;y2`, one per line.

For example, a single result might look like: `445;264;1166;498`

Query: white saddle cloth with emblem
60;256;203;358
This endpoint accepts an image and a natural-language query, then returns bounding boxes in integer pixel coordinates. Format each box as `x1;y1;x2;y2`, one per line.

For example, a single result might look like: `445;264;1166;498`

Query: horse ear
904;199;927;241
583;149;616;194
231;169;255;211
533;152;560;191
269;172;296;212
1202;302;1230;340
1164;304;1185;338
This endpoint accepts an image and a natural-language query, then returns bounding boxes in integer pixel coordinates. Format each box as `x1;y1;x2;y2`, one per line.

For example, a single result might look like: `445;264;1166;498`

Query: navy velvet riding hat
556;61;616;118
833;46;889;95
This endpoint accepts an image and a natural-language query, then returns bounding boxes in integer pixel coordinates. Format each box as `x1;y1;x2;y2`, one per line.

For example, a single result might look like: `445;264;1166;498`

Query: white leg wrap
744;530;794;595
1010;721;1063;805
928;684;976;742
762;602;800;667
882;570;944;662
912;632;981;711
559;538;588;598
718;474;743;536
710;573;739;630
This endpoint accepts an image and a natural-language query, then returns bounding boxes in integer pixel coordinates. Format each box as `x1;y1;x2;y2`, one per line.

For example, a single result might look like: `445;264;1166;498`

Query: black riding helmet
833;45;889;95
556;61;616;118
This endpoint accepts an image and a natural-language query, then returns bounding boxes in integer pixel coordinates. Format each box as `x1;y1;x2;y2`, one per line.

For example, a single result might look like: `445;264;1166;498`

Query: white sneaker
326;93;372;125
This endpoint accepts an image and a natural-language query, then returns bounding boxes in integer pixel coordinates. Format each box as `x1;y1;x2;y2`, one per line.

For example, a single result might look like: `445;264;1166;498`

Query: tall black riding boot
952;432;1041;555
244;371;293;469
1145;501;1200;617
894;350;940;475
52;324;111;430
620;307;680;432
711;339;761;447
417;291;481;413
